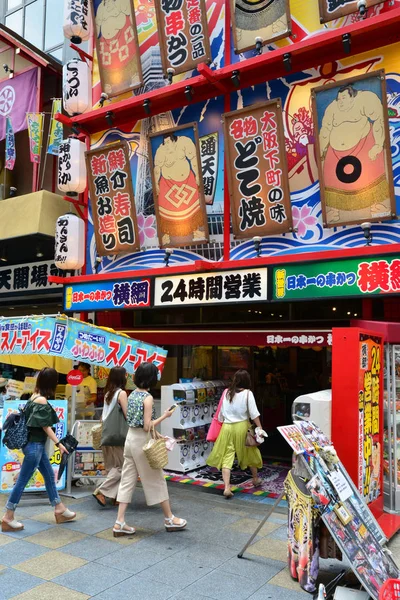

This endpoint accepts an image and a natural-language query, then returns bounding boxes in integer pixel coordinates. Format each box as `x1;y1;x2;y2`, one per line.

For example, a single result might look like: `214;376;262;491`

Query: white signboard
0;261;65;295
154;268;268;307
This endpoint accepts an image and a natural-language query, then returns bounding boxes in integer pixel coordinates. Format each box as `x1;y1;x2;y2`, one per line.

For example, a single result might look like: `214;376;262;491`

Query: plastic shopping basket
380;579;400;599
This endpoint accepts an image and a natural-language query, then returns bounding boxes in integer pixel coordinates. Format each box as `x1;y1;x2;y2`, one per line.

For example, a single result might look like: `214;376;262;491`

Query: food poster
358;334;383;503
73;450;106;478
0;400;68;493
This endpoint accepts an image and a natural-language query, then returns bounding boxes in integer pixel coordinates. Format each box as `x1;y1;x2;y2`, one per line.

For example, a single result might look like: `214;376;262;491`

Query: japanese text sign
358;335;382;503
223;101;292;239
274;256;400;300
26;113;44;164
47;99;63;156
0;316;167;375
86;141;140;256
64;278;151;311
318;0;384;23
0;261;65;296
0;400;67;493
154;268;268;306
155;0;211;76
200;132;218;205
5;117;15;170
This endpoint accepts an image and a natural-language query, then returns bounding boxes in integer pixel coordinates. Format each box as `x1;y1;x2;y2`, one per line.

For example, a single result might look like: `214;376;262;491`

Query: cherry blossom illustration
292;204;318;239
137;212;157;246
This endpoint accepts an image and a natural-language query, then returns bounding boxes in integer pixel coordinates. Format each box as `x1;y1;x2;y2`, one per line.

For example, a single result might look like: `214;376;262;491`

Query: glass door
384;344;400;513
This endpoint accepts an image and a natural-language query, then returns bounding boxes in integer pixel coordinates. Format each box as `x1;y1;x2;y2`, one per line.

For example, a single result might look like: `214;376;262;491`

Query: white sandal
165;515;187;532
1;519;24;532
113;520;136;538
55;509;76;524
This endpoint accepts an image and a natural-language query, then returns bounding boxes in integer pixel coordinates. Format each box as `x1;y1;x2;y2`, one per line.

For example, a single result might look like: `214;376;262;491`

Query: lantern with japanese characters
63;0;91;44
63;58;91;116
58;137;87;195
55;213;85;270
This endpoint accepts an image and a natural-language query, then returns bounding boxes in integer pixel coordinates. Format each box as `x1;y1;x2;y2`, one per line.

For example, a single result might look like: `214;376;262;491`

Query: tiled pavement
0;484;399;600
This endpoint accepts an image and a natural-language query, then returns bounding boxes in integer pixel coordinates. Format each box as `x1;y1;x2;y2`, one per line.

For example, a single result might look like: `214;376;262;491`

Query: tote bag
206;389;226;442
101;392;129;447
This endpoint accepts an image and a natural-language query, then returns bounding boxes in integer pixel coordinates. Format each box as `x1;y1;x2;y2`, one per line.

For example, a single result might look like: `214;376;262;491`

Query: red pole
223;0;232;261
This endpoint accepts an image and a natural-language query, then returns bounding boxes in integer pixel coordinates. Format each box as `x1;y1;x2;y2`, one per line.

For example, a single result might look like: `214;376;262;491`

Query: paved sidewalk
0;483;399;599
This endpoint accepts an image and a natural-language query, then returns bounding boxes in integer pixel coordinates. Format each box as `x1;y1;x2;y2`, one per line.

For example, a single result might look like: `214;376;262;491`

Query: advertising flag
5;117;15;170
48;99;63;155
27;113;44;164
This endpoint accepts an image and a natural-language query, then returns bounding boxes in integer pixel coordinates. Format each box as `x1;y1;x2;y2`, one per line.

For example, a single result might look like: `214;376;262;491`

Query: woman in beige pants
93;367;128;506
114;362;187;536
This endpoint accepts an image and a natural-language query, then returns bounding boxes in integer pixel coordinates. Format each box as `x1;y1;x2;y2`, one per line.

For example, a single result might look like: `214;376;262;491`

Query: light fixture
98;92;109;108
255;36;263;55
0;248;7;262
253;236;262;257
184;86;193;102
332;307;337;311
105;111;115;127
63;59;91;116
36;246;44;258
71;123;80;136
279;314;283;318
164;247;174;267
231;70;240;88
354;313;358;317
271;313;274;316
9;187;17;197
347;311;351;315
283;53;291;72
342;33;351;54
360;222;373;246
3;64;13;75
357;0;367;16
143;99;151;115
166;67;175;85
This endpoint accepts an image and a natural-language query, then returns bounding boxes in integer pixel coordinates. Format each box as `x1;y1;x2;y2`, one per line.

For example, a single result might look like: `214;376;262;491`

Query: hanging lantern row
55;213;85;270
63;0;91;44
58;137;87;195
63;58;91;116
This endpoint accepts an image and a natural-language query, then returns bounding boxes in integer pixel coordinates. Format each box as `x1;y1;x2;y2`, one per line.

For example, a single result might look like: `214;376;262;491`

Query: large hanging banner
149;123;209;248
230;0;291;54
200;132;219;206
86;141;140;256
27;113;44;164
0;399;67;493
0;316;168;374
318;0;385;23
223;100;292;239
5;117;15;170
155;0;211;76
358;334;382;504
312;70;395;228
48;99;64;156
0;68;37;141
91;0;143;97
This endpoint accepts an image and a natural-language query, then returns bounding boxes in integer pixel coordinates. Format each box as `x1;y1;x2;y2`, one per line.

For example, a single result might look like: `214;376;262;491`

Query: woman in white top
207;370;266;498
93;367;128;507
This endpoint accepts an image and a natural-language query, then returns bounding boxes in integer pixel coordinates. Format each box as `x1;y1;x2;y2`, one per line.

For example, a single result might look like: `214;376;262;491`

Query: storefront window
182;346;213;381
218;346;251;381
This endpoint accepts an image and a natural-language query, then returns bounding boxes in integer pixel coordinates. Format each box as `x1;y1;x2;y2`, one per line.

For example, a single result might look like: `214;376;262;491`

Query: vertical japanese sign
200;133;218;205
91;0;143;97
48;99;63;156
5;117;15;170
0;400;68;493
358;334;382;504
318;0;385;23
230;0;291;54
155;0;211;75
223;100;292;239
86;141;140;256
149;123;209;248
26;113;44;164
312;71;395;228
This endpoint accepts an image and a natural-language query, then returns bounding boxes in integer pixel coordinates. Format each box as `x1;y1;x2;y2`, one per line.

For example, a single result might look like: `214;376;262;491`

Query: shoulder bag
101;391;129;447
206;389;227;442
245;391;260;447
2;403;28;450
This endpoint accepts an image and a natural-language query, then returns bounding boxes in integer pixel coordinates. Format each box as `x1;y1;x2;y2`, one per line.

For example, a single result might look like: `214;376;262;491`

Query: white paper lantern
63;58;91;116
63;0;91;44
55;213;85;270
58;137;87;195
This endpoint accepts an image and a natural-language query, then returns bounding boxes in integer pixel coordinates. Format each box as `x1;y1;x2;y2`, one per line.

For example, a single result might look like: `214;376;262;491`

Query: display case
160;380;225;472
383;344;400;513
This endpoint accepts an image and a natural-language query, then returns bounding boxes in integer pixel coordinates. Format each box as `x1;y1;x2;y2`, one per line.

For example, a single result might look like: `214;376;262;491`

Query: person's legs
115;437;138;534
96;446;124;501
221;425;236;498
222;468;232;496
3;442;42;523
37;450;71;515
250;466;262;486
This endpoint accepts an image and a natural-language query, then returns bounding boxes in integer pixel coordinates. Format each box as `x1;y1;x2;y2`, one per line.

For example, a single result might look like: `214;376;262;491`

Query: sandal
93;490;107;507
113;521;136;538
1;519;24;532
55;509;76;524
165;515;187;532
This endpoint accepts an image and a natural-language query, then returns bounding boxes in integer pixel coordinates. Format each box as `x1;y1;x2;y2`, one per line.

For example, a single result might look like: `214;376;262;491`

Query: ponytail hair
227;369;251;402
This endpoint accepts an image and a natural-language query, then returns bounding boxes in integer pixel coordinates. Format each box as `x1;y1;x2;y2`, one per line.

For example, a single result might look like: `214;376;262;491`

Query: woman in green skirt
207;369;267;498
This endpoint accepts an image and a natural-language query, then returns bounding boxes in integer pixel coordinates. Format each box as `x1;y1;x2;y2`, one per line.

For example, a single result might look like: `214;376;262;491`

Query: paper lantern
58;137;87;195
63;0;91;44
63;59;91;116
55;213;85;270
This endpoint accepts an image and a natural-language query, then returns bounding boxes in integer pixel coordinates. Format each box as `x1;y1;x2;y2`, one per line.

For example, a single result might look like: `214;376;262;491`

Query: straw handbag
143;426;168;469
91;422;103;450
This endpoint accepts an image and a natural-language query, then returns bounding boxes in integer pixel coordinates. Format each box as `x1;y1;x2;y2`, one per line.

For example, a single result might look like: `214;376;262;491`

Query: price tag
329;470;353;502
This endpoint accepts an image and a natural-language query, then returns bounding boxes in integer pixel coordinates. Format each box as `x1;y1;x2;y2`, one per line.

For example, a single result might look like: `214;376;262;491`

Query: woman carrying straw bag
113;362;187;536
207;369;268;499
93;367;128;507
